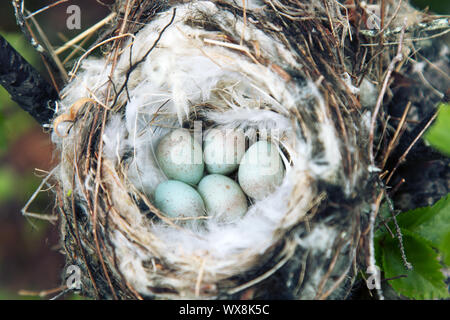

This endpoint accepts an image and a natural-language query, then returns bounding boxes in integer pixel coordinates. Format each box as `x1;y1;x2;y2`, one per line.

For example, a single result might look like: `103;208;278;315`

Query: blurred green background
0;0;448;300
0;0;112;300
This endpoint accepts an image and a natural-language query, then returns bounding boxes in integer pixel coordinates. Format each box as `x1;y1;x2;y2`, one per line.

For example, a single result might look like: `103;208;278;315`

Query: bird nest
43;0;448;299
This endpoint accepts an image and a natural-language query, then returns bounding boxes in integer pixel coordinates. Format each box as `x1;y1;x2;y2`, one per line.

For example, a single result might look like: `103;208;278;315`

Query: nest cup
48;0;427;299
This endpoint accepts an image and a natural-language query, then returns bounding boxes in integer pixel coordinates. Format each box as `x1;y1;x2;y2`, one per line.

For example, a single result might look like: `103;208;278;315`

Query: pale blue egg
156;128;204;185
154;180;205;224
198;174;248;223
203;129;246;175
238;141;285;200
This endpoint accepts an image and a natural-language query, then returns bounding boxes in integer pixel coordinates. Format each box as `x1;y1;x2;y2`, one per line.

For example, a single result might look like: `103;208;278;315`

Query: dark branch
0;34;58;125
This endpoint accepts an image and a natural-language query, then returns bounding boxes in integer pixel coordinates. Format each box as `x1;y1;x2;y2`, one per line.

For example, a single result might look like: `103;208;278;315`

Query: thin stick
369;19;407;165
385;110;439;184
62;31;94;65
12;0;62;94
414;52;450;83
389;178;405;196
69;33;135;81
294;250;309;296
72;146;101;299
361;28;450;47
375;0;402;37
363;185;386;300
27;11;68;81
391;211;413;270
22;212;57;222
203;38;260;65
361;17;450;37
55;12;117;55
240;0;247;45
378;0;386;83
315;240;344;299
227;242;295;295
381;101;411;169
49;288;73;300
25;0;68;19
21;168;57;222
195;259;206;297
18;285;68;298
12;0;45;54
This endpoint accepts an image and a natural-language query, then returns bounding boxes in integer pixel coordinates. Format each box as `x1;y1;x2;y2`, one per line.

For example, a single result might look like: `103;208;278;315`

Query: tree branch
0;34;58;125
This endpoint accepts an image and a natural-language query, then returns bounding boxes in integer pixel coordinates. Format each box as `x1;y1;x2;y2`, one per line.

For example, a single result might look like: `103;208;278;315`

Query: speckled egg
155;128;204;185
238;140;285;200
154;180;205;224
203;129;246;175
197;174;248;223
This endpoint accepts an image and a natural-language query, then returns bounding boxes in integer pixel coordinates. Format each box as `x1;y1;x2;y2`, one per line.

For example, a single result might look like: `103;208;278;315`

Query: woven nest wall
46;0;448;299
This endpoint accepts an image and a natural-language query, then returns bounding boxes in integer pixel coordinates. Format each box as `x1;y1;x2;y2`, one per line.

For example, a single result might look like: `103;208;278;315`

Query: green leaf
442;232;450;266
395;194;450;264
375;201;392;239
425;104;450;156
381;231;449;299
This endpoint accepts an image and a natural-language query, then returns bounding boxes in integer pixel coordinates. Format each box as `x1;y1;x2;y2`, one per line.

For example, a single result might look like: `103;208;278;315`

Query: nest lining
46;0;442;299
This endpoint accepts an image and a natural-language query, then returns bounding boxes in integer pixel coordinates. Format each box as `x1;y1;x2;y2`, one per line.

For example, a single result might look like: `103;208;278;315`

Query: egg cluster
154;128;285;225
